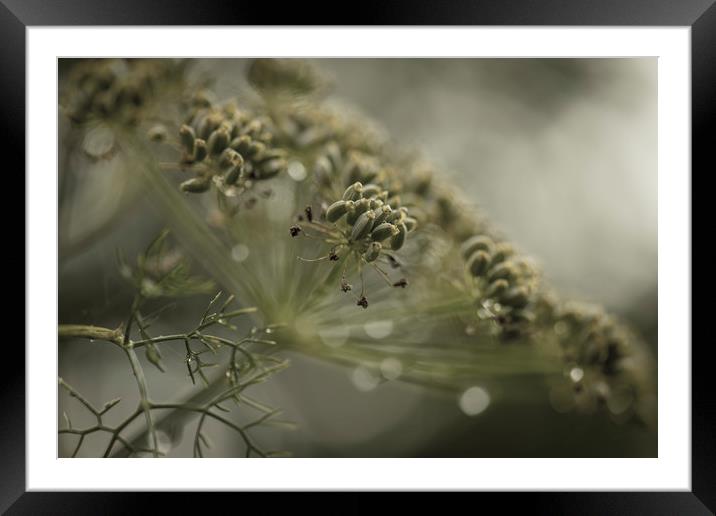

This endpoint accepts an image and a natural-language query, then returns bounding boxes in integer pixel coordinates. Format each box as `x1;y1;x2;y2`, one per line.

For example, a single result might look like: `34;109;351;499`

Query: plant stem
58;324;124;346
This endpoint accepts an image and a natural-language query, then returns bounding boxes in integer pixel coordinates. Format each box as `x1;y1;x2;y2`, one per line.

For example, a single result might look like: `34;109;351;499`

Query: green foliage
59;233;291;458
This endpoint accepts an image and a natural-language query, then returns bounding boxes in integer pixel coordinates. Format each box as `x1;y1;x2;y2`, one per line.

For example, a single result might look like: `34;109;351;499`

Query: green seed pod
346;198;371;225
361;184;382;198
343;181;364;201
345;158;363;184
326;200;349;222
193;139;208;162
363;242;382;262
191;90;214;108
257;148;287;164
180;176;211;193
247;141;266;160
485;279;509;299
359;163;379;184
387;195;401;207
509;309;535;324
386;207;406;224
224;163;242;185
324;142;342;171
224;154;245;185
230;135;252;156
258;158;287;179
207;128;230;157
219;148;240;168
197;113;221;140
500;286;530;309
241;119;264;138
491;242;515;265
403;216;418;232
369;198;384;210
350;210;376;241
259;131;273;145
314;155;333;176
179;124;196;153
371;223;398;242
488;261;517;282
372;205;392;227
461;235;494;260
391;222;407;250
467;250;491;277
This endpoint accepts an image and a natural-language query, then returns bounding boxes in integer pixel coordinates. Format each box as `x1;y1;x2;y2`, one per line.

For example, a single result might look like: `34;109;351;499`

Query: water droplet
380;358;402;380
364;319;393;339
352;365;380;392
459;386;490;416
231;244;250;262
287;161;307;182
569;367;584;383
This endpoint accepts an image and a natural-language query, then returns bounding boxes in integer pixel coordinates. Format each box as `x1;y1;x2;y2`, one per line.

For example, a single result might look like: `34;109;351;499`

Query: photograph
57;57;657;459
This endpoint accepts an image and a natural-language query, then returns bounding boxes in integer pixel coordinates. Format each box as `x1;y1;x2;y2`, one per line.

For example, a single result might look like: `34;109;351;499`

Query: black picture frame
5;0;709;513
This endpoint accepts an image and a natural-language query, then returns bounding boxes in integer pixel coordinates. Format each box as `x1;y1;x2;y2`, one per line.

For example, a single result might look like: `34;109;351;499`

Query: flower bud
467;250;490;277
350;210;376;241
326;200;349;222
390;222;407;250
363;242;382;262
371;223;398;242
461;235;494;260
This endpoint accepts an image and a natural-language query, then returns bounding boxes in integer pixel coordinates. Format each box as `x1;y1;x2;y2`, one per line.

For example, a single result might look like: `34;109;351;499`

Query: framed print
6;0;711;513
